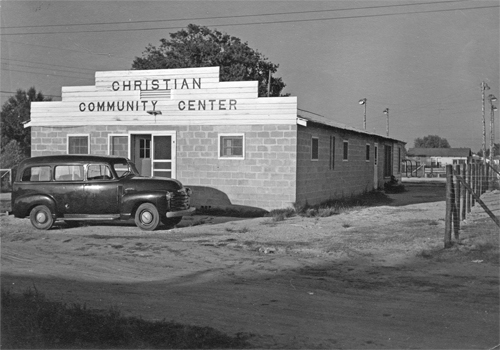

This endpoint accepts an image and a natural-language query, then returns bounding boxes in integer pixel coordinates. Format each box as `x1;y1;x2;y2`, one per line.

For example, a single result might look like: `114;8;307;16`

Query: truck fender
13;194;57;218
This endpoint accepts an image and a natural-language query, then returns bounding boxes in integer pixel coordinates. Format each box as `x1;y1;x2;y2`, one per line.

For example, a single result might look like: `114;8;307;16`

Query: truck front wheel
135;203;161;231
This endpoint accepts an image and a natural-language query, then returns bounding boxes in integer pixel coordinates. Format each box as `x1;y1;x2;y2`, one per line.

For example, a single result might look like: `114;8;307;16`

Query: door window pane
154;136;172;160
139;139;151;158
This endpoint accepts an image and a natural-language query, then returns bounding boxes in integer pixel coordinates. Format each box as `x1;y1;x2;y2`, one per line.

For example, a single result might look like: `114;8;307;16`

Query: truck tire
135;203;161;231
30;205;54;230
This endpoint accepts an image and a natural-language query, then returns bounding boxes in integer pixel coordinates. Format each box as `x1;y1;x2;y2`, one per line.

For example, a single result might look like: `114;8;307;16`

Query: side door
152;135;175;178
52;164;85;214
133;135;152;176
82;163;120;215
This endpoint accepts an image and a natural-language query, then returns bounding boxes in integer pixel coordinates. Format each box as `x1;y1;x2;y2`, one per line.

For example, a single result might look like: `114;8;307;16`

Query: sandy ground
1;184;499;349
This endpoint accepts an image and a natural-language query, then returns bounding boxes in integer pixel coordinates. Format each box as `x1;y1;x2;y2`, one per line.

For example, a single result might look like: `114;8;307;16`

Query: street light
359;98;367;130
383;108;389;136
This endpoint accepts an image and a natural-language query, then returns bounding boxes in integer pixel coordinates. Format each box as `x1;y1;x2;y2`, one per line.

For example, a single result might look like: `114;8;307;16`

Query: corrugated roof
297;110;405;144
407;148;471;157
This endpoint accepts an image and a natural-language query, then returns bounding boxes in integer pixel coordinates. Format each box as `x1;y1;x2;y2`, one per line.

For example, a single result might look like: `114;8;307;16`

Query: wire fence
444;163;500;248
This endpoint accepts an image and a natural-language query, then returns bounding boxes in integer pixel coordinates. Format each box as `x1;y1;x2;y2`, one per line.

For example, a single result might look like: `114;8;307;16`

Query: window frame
67;134;90;155
366;144;371;162
54;165;84;182
343;140;349;161
311;136;319;161
108;134;128;156
218;133;245;160
21;166;52;182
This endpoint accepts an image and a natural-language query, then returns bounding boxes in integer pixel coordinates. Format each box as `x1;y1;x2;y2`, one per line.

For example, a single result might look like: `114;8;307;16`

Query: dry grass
1;287;252;349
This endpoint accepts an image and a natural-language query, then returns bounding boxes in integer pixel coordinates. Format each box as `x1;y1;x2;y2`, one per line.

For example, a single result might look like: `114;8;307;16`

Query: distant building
27;66;406;210
406;148;473;167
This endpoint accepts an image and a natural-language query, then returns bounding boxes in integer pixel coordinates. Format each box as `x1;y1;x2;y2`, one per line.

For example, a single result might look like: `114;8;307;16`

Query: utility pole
489;94;497;190
481;82;490;164
384;108;389;136
359;98;367;130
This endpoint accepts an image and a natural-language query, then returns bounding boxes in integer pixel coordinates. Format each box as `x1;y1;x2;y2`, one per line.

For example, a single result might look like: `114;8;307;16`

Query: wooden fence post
445;165;453;248
461;163;466;220
456;175;500;228
467;163;472;213
472;164;476;206
453;165;460;239
479;164;482;195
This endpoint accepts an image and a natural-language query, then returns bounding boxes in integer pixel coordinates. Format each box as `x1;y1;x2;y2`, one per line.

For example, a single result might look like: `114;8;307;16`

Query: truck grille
170;187;191;211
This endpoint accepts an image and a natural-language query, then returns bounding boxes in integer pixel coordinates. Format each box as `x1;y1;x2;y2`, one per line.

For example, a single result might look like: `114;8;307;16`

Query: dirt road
1;184;499;349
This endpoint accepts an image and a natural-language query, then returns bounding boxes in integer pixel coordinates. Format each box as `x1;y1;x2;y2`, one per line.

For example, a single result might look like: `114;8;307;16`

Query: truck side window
87;164;113;181
22;166;51;182
55;165;84;181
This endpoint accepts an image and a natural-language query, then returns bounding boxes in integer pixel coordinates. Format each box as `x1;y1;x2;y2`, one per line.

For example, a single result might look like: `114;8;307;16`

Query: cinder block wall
296;124;376;207
31;124;298;211
177;124;297;211
31;126;128;156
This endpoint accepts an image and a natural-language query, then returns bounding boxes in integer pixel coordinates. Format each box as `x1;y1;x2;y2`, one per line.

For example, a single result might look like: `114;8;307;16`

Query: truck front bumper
166;207;196;218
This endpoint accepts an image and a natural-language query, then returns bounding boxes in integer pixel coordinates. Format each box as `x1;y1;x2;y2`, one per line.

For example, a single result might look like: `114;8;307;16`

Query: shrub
384;175;405;193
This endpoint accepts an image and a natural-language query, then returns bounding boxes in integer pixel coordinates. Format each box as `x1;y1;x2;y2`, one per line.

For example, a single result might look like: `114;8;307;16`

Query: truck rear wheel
135;203;161;231
30;205;54;230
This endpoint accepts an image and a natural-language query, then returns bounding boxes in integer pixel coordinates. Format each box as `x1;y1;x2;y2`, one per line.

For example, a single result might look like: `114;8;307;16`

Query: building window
374;144;378;165
343;141;349;161
109;134;128;157
68;135;89;154
311;137;319;161
219;134;244;159
330;136;335;169
366;144;371;161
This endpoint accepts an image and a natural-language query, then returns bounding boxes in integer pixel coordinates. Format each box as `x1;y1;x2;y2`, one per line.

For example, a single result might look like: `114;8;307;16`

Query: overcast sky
1;0;498;151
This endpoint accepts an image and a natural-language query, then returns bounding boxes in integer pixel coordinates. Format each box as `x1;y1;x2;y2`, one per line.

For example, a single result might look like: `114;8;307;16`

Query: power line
0;58;95;73
0;0;469;29
1;61;92;76
0;67;94;80
1;3;496;36
1;39;132;61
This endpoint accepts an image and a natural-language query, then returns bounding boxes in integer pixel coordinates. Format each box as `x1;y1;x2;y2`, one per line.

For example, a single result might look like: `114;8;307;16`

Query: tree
132;24;286;97
476;143;500;158
0;140;25;169
1;87;51;157
414;135;450;148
